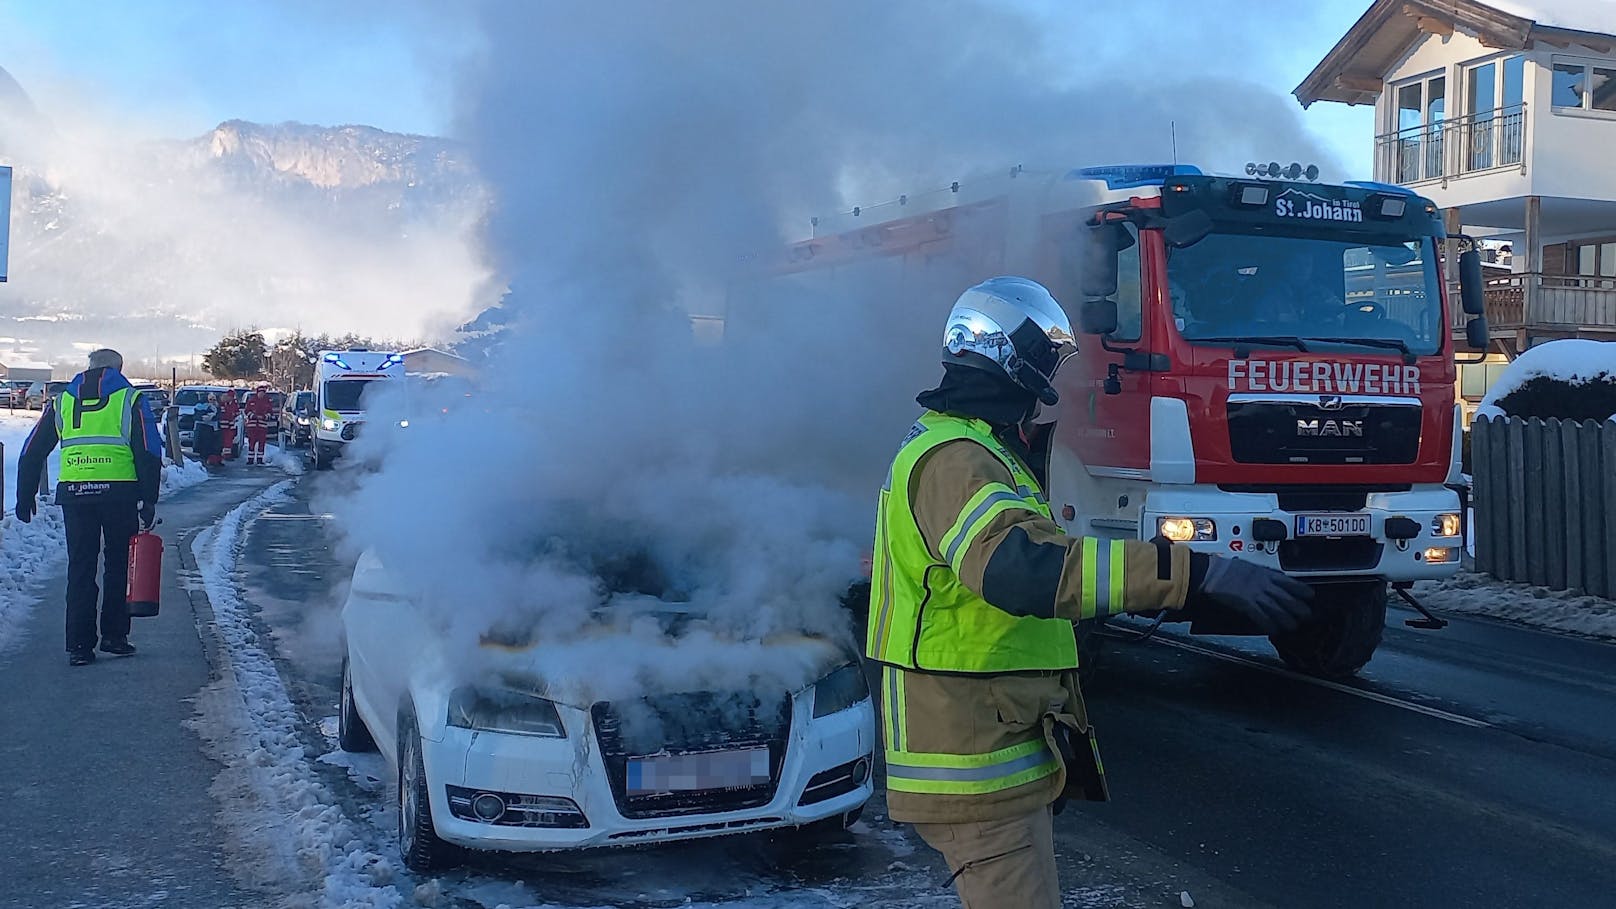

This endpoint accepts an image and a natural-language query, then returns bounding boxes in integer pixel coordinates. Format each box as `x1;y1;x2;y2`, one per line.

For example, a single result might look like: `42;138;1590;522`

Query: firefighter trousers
912;806;1059;909
62;498;138;652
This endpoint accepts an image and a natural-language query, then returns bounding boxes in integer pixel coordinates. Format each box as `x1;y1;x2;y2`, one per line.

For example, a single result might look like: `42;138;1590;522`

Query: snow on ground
1415;572;1616;641
187;479;405;909
0;410;208;657
1475;339;1615;419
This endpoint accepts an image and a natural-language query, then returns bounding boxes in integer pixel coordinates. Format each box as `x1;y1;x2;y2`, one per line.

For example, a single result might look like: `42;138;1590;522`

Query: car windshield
324;380;375;412
1167;231;1443;356
174;389;214;406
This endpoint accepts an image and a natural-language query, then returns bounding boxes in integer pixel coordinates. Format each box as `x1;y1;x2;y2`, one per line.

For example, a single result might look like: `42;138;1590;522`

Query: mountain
0;66;491;375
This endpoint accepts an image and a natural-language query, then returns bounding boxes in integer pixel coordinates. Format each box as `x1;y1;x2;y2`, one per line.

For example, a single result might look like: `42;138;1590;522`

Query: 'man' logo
1297;419;1363;437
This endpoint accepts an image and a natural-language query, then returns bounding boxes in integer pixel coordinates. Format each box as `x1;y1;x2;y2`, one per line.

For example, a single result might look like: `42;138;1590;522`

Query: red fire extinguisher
127;526;163;618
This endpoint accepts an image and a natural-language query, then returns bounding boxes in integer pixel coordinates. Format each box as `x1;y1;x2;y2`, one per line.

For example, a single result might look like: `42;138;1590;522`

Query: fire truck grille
591;691;791;820
1226;401;1421;465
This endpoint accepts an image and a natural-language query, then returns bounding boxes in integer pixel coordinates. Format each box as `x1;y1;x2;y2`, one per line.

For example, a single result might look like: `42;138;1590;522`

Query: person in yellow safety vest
15;349;164;666
868;277;1314;909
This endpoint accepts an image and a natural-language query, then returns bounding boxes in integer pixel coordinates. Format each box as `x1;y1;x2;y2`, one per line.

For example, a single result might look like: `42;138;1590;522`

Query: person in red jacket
218;389;240;461
243;384;276;466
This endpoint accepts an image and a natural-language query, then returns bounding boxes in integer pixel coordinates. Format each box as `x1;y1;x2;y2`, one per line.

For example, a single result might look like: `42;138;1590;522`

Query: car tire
1269;581;1387;680
338;656;377;753
397;710;461;873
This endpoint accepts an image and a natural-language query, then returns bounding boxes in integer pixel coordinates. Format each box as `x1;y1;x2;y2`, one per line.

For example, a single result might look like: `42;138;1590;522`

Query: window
1464;55;1525;172
1573;240;1616;278
1552;59;1616;113
1115;223;1142;342
1390;74;1447;181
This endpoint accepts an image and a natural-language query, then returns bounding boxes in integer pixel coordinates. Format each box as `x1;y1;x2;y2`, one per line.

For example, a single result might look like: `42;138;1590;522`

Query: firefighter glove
1194;555;1313;634
139;502;156;530
14;497;33;524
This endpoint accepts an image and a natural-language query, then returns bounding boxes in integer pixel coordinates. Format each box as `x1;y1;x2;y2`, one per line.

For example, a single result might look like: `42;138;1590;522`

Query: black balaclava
915;362;1038;429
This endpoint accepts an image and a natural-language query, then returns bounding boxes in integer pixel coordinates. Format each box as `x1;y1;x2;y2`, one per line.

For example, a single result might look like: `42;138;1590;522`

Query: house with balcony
1296;0;1616;412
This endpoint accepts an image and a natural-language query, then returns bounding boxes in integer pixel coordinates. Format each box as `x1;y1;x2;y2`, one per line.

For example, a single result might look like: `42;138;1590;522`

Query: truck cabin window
1166;232;1441;356
324;380;375;412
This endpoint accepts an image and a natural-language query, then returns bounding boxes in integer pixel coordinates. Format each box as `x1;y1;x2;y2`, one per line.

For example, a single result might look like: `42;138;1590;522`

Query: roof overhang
1297;0;1551;108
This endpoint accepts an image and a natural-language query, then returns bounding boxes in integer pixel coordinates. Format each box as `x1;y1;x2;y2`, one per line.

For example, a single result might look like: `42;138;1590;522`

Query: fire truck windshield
1166;231;1442;357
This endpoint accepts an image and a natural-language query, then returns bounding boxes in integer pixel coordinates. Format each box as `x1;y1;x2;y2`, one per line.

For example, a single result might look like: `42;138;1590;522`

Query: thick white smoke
332;0;1343;704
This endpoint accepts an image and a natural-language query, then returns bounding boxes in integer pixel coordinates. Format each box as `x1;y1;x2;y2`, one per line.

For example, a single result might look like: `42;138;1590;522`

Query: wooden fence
1472;416;1616;598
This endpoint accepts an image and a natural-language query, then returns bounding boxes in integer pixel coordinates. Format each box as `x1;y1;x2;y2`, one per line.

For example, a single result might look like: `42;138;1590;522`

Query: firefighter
218;386;240;461
15;349;162;666
869;277;1313;908
194;393;222;466
243;384;275;466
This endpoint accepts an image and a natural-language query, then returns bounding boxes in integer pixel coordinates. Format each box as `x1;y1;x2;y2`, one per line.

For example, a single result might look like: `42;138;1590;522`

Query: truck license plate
1294;514;1370;537
627;747;770;795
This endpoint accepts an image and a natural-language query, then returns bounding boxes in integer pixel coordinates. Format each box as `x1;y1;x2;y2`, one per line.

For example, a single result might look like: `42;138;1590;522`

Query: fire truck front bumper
1142;485;1463;582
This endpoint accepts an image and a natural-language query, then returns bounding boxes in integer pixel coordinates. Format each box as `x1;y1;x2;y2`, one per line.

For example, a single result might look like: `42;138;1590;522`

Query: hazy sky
0;0;1377;172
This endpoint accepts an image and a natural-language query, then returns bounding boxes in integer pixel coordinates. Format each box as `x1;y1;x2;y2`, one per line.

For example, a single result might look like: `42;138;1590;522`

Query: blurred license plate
1295;514;1370;537
627;748;770;795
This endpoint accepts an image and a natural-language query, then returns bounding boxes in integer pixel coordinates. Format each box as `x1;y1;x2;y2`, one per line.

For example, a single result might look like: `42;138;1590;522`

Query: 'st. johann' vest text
1227;359;1422;395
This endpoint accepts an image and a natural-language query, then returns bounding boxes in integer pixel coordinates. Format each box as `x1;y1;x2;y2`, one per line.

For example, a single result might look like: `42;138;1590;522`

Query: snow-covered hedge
1475;339;1616;422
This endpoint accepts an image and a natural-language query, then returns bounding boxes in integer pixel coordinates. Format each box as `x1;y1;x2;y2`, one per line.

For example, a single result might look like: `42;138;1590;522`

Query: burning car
338;549;876;871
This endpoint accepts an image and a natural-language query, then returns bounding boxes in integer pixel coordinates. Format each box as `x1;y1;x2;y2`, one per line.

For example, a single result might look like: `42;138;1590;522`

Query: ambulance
309;349;406;469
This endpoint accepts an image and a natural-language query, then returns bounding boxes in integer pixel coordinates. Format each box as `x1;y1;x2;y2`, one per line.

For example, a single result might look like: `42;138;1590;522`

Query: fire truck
759;163;1489;678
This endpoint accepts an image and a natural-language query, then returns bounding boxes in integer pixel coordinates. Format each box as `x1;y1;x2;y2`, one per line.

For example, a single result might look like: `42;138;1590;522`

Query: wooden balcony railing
1450;272;1616;334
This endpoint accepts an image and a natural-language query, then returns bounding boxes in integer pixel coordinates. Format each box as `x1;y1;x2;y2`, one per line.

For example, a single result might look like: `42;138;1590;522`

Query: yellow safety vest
55;387;138;483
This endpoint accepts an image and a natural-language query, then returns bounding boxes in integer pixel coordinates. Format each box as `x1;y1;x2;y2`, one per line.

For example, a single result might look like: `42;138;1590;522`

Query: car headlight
1431;513;1461;537
321;418;339;431
811;663;870;719
446;687;566;737
1157;516;1217;542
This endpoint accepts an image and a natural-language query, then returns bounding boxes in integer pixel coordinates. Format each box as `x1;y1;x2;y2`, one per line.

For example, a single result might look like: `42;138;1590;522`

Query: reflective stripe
871;493;898;659
948;497;1032;576
884;666;904;751
1081;538;1128;620
885;739;1060;795
940;486;1029;570
1015;485;1047;506
59;435;129;448
1108;540;1126;616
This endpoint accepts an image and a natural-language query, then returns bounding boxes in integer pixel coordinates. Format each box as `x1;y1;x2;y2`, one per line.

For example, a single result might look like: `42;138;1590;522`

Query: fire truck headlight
1157;517;1217;542
1432;514;1461;537
1423;547;1459;564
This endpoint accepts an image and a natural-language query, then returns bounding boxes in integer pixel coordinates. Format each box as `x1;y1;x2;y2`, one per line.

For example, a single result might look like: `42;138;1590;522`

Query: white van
309;349;404;469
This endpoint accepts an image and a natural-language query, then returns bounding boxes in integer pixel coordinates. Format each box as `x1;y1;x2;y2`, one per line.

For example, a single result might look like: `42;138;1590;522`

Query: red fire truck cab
774;164;1488;678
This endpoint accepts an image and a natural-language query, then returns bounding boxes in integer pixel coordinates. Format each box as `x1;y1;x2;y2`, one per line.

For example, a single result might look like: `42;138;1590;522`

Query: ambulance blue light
1344;180;1416;197
1068;164;1204;190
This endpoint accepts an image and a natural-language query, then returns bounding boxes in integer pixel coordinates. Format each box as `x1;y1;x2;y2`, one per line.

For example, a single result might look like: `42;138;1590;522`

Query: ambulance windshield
1166;232;1443;356
324;379;375;412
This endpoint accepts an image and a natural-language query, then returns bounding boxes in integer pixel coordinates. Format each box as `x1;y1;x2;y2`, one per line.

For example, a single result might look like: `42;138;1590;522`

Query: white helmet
941;276;1076;406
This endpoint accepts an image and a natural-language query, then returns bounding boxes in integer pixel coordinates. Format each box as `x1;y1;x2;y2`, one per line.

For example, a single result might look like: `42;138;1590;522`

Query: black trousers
62;498;139;652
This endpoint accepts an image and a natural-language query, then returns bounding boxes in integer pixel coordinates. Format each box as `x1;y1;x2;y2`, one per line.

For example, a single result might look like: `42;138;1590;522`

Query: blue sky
0;0;1376;172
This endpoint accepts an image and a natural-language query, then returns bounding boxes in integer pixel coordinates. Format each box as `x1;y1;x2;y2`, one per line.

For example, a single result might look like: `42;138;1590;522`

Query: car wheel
338;656;377;753
398;711;461;872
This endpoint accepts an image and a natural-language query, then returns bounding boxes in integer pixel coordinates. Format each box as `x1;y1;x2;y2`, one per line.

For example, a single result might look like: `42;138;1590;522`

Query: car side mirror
1457;235;1486;316
1079;222;1131;298
1465;316;1489;351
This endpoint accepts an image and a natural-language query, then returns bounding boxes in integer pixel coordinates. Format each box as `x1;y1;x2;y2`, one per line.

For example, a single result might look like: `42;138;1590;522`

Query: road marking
1147;635;1494;729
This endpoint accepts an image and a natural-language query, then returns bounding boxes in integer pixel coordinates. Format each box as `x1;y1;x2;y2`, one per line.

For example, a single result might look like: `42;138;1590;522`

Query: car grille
178;414;195;431
1227;401;1421;465
591;691;792;820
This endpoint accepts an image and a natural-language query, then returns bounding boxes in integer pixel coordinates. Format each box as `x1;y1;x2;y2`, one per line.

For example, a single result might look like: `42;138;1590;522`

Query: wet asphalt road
246;472;1616;908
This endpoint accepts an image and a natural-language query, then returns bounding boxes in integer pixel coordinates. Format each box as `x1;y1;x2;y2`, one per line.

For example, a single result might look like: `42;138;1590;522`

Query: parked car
172;384;232;447
280;390;315;448
133;383;171;412
26;380;71;410
339;550;875;871
3;380;31;408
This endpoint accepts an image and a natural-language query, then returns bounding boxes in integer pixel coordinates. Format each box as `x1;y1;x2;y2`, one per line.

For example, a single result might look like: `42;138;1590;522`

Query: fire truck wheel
1268;581;1387;679
338;655;377;753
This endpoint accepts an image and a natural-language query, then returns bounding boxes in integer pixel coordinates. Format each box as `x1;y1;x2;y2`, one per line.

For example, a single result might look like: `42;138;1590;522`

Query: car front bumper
419;696;875;851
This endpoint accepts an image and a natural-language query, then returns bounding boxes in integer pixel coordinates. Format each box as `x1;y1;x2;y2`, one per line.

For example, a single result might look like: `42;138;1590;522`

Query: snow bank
1475;339;1615;419
1415;572;1616;641
188;480;404;908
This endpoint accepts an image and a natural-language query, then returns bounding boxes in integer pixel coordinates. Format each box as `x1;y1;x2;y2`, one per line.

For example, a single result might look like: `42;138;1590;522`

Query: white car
338;550;876;871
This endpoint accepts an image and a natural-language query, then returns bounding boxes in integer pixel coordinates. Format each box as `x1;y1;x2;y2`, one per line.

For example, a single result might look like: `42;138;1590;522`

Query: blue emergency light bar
1068;164;1204;190
380;353;405;369
322;352;352;370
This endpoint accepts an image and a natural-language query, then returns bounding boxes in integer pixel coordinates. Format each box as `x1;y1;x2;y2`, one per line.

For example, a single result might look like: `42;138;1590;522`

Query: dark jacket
17;368;163;505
